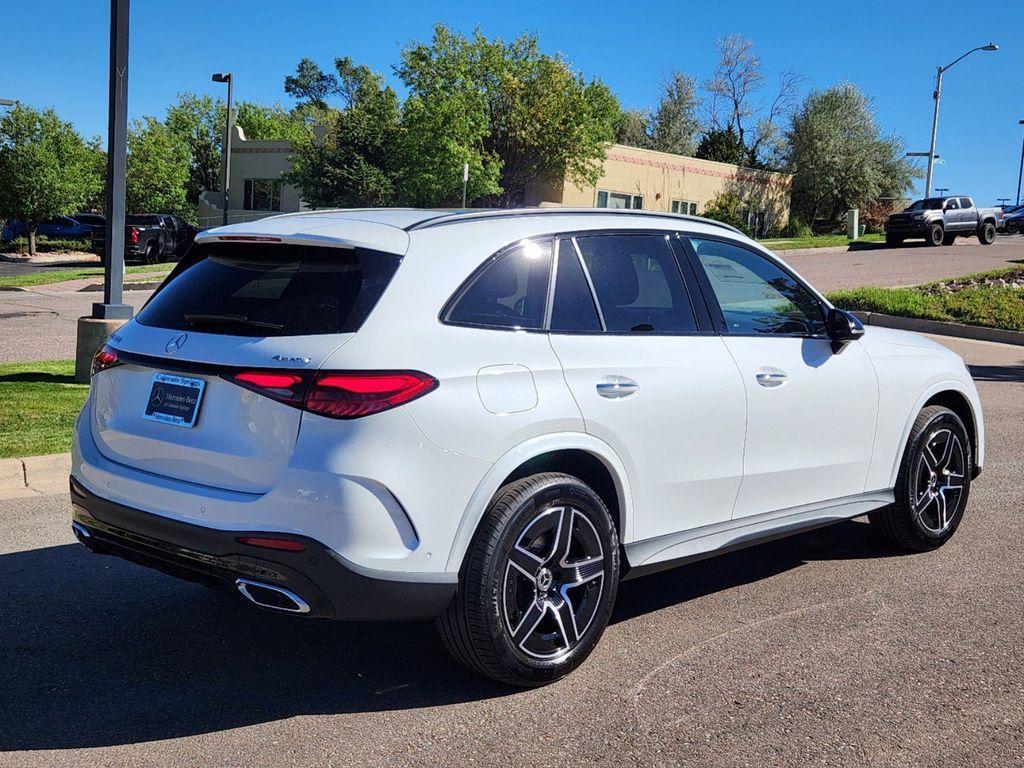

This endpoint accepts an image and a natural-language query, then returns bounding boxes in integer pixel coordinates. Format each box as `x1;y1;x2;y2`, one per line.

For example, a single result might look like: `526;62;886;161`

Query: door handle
596;376;639;399
755;368;788;388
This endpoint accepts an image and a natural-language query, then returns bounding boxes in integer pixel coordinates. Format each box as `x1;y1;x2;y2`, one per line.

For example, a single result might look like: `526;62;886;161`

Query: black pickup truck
885;196;1000;247
92;214;196;264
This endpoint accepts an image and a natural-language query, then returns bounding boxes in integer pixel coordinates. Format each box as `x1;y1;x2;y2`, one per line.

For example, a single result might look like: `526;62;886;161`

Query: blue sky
3;0;1021;204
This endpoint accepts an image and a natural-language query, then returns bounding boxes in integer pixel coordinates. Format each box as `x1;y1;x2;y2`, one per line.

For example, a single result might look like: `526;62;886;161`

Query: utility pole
75;0;132;382
1016;119;1024;206
212;73;233;226
462;162;469;209
924;44;998;197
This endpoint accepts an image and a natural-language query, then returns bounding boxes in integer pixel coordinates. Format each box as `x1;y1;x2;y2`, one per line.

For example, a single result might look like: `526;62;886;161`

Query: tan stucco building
525;144;792;236
201;136;791;236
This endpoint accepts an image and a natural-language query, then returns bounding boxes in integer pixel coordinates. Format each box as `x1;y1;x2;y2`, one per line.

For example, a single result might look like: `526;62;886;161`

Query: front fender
443;432;634;573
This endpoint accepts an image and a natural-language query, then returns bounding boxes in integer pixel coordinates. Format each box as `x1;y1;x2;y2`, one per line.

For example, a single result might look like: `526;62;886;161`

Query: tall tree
649;71;701;156
704;34;800;168
615;108;652;149
785;83;918;229
126;117;191;219
397;25;620;206
0;104;102;254
165;93;223;208
284;57;401;207
694;127;748;165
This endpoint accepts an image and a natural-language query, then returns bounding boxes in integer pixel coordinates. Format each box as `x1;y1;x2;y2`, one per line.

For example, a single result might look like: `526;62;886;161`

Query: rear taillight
306;372;438;419
130;227;139;244
91;345;120;376
224;369;437;419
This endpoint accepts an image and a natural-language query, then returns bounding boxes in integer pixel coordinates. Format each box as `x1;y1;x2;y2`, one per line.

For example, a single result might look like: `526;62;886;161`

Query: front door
684;236;879;519
548;233;747;541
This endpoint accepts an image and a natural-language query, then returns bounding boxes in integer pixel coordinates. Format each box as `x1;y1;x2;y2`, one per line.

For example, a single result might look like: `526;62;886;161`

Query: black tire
926;223;944;246
143;242;158;265
885;235;903;247
941;233;957;246
1006;221;1019;236
437;472;620;687
978;221;996;245
870;405;972;552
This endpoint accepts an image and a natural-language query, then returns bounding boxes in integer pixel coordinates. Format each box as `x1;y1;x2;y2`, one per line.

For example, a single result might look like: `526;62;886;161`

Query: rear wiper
183;312;284;331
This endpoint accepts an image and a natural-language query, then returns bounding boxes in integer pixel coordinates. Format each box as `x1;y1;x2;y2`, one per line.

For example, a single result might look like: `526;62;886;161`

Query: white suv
71;208;984;686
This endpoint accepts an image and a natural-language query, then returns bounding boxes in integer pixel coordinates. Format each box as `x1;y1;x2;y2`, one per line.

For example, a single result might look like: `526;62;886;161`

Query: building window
243;179;283;211
671;200;698;215
596;190;643;210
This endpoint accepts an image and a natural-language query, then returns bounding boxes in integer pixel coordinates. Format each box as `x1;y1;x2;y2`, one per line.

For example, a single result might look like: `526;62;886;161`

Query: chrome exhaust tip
71;521;92;541
235;578;311;614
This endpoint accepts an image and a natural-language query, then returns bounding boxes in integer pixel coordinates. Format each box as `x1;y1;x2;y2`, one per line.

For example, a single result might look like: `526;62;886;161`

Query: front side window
445;240;553;330
574;234;696;334
944;199;959;210
689;238;825;336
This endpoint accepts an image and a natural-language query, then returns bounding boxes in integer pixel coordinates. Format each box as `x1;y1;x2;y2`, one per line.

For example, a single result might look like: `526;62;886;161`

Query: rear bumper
70;477;456;621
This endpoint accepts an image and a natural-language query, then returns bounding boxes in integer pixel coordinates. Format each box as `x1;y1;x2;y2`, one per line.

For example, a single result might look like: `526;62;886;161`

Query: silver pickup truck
885;195;1000;247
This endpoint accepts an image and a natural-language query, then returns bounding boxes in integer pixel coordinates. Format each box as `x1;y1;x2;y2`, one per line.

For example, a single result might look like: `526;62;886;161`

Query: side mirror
825;307;865;344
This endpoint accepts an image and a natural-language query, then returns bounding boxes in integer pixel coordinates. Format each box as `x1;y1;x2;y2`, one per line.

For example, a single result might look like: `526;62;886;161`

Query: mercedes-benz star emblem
151;387;165;407
165;333;188;354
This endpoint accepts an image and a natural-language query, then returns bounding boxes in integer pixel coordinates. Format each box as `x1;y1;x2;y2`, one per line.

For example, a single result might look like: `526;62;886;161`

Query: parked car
885;196;1000;246
999;205;1024;235
92;214;172;264
1;215;99;242
71;212;107;237
71;208;984;686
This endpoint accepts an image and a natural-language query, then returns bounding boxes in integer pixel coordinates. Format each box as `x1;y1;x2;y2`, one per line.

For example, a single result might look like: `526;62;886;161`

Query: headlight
912;213;925;220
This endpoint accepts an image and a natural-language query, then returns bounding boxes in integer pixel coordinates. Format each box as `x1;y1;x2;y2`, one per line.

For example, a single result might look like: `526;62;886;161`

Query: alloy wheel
913;427;966;536
502;505;606;660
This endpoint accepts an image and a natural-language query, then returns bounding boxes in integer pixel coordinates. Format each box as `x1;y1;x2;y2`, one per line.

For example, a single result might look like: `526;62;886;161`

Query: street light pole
0;99;15;107
1016;119;1024;206
924;43;998;197
212;73;233;227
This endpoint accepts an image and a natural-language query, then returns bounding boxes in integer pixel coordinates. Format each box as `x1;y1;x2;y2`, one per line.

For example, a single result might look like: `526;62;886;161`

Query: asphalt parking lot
2;333;1021;767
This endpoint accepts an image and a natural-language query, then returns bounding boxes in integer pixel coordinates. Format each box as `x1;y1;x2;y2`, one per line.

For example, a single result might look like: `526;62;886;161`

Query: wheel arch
444;433;634;574
890;382;984;486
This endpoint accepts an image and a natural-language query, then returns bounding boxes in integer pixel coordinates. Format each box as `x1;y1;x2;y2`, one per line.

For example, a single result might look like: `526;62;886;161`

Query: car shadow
0;518;894;750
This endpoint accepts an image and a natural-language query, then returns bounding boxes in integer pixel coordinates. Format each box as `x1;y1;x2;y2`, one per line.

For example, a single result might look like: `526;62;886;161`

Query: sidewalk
0;453;70;498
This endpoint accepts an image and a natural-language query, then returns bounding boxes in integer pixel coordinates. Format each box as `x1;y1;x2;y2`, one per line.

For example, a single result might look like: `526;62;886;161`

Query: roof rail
404;207;744;235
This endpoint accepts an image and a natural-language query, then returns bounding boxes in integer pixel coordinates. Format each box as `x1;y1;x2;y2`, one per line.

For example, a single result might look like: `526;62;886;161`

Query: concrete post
847;209;860;240
75;317;128;383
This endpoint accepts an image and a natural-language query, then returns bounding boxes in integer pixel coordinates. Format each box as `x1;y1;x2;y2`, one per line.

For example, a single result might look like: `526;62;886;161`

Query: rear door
549;232;747;541
91;241;401;492
683;236;878;519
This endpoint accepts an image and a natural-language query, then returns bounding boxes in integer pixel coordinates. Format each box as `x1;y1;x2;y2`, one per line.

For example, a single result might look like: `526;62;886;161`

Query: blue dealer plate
143;373;206;428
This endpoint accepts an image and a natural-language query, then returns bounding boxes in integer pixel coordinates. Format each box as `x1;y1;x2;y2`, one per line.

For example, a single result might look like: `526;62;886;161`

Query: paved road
2;334;1021;767
783;236;1024;292
0;254;99;279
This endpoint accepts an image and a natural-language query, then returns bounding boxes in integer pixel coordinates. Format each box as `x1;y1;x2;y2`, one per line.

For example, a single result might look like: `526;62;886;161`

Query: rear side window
137;242;400;337
550;239;602;332
574;234;697;334
445;240;552;330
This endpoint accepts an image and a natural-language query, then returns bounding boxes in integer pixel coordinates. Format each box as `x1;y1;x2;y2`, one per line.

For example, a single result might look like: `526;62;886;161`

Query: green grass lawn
0;360;89;459
761;233;885;251
827;267;1024;332
0;262;173;289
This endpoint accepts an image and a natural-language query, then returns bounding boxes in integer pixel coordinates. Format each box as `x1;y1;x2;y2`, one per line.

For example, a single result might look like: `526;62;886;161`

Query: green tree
615;108;652;149
702;191;751;235
284;57;401;207
165;93;223;208
785;83;918;229
126;117;191;219
0;104;103;254
649;71;701;156
694;127;748;165
235;101;311;144
397;25;620;206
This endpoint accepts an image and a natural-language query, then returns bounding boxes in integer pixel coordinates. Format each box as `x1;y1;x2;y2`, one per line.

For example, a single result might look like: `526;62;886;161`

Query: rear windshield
137;242;401;337
126;215;162;225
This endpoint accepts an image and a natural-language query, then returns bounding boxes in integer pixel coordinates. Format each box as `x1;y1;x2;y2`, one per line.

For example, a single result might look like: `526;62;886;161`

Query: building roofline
404;207;744;234
605;143;793;180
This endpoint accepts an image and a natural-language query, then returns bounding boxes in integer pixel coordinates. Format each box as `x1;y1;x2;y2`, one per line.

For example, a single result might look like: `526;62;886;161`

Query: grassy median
0;360;88;458
762;233;885;251
828;266;1024;332
0;263;174;289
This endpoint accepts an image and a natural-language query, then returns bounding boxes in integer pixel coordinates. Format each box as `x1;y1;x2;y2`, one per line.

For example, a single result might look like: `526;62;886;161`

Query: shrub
702;192;751;236
780;217;813;238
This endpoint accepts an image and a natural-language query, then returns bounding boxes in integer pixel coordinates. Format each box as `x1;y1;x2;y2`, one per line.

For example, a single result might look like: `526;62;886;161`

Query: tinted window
126;215;162;226
690;238;825;336
550;239;601;332
137;243;400;337
945;199;959;210
959;197;973;209
446;240;552;330
575;234;696;334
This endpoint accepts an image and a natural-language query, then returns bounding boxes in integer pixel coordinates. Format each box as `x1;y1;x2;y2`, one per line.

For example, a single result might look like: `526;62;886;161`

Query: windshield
906;198;944;211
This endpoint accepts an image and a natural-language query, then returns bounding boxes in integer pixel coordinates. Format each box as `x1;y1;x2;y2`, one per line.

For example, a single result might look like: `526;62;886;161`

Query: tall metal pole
1016;120;1024;206
219;74;234;227
94;0;131;320
925;67;942;198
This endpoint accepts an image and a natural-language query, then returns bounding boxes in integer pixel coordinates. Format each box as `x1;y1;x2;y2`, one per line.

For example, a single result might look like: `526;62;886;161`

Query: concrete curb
854;311;1024;346
0;453;70;499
